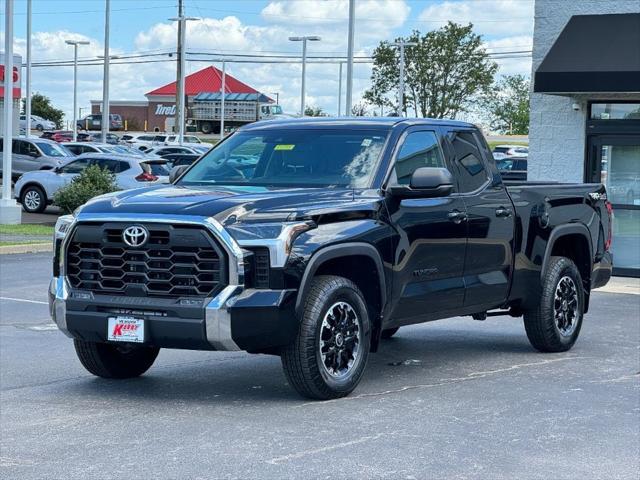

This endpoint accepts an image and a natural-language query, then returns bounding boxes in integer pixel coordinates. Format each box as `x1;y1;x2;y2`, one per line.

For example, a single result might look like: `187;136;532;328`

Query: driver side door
386;128;468;323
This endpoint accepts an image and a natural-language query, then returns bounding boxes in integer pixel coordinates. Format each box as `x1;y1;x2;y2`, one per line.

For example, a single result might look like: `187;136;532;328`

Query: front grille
66;222;227;298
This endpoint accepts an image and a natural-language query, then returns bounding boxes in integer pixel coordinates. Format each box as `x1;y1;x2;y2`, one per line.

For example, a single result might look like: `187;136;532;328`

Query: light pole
344;0;355;116
25;0;32;138
220;60;226;141
271;92;280;105
101;0;110;143
66;40;90;142
289;35;321;116
390;41;417;116
337;61;344;117
169;13;198;145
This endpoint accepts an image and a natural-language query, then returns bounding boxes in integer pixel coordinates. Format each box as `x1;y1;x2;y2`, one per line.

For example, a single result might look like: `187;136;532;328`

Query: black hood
79;184;381;225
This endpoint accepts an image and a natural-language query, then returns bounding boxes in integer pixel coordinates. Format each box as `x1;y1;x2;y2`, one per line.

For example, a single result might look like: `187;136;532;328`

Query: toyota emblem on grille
122;225;149;247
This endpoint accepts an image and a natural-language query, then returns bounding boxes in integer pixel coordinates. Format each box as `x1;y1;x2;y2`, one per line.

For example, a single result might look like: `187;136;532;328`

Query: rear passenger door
386;128;468;322
445;129;515;309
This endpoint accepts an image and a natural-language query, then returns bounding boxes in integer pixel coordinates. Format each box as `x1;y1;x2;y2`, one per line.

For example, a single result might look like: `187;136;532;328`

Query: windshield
35;142;71;157
179;128;388;188
272;105;283;115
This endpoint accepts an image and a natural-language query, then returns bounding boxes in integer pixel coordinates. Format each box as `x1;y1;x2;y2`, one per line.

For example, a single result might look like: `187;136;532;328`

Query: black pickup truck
50;118;613;399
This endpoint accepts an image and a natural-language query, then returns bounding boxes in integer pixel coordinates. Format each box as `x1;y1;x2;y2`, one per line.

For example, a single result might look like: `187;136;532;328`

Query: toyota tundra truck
50;118;613;399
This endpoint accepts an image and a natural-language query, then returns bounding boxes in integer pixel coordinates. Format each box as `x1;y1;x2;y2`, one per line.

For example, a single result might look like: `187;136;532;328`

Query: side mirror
29;151;41;158
169;165;188;183
387;167;454;199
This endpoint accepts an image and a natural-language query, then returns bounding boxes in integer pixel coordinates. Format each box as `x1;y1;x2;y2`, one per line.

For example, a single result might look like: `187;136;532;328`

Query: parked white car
64;142;147;157
14;153;170;213
19;114;56;132
121;133;168;151
164;135;202;145
492;144;529;160
143;145;203;157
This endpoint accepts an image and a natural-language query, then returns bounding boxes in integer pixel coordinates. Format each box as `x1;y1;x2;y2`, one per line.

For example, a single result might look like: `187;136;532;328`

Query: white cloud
417;0;533;37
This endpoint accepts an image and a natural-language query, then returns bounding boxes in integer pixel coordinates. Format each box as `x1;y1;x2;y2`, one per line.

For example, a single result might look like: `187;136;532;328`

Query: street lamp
390;41;417;116
66;40;90;142
289;35;321;116
169;15;199;145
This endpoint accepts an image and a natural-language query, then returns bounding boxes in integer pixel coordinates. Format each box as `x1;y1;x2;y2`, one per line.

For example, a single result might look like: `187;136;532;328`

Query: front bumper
49;277;298;352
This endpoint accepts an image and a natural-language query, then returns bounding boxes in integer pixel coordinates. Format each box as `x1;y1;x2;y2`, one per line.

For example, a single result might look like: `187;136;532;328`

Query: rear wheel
381;327;399;339
200;122;213;134
281;275;371;400
523;256;585;352
74;339;159;379
20;185;47;213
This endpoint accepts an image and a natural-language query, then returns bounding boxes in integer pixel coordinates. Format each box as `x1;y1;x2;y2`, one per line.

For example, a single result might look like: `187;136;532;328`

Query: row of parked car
1;132;211;214
492;144;528;181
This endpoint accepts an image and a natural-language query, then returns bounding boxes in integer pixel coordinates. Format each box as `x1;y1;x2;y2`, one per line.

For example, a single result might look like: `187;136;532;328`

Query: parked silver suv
0;137;73;181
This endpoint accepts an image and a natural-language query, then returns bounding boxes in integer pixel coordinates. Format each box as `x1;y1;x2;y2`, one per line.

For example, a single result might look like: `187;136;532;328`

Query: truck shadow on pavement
61;326;540;404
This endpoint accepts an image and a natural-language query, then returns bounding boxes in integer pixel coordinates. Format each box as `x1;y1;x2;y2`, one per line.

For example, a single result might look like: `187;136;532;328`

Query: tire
381;327;399;339
281;275;371;400
201;122;213;134
523;256;585;352
36;124;43;131
20;185;47;213
74;339;160;379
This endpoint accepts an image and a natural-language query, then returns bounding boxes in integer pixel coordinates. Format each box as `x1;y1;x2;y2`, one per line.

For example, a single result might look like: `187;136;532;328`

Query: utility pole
344;0;355;116
66;40;90;142
220;60;226;141
170;9;198;145
337;62;343;117
101;0;110;143
25;0;32;138
289;35;321;116
176;0;184;142
1;0;21;224
390;40;416;116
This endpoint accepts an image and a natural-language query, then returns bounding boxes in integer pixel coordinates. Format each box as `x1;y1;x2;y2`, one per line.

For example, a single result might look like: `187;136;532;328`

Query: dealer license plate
107;316;145;343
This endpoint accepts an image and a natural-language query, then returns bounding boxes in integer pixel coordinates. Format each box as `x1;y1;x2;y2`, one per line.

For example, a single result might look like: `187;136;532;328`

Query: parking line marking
0;297;48;305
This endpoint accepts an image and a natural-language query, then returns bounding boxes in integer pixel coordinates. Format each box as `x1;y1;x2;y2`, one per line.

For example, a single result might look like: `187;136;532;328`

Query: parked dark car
40;131;91;143
497;156;527;181
77;114;123;131
50;118;613;400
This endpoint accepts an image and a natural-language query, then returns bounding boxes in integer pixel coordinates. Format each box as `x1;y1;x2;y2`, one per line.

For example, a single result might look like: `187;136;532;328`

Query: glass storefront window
611;210;640;270
591;103;640;120
600;145;640;205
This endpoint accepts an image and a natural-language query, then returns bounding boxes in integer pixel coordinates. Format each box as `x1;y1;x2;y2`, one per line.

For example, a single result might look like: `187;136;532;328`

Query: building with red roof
90;66;269;132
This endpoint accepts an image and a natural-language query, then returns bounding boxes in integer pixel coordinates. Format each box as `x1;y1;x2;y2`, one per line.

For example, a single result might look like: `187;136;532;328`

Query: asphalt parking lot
1;252;638;479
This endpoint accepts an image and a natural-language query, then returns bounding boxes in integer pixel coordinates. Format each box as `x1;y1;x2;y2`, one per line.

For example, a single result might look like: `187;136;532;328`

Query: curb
0;243;52;255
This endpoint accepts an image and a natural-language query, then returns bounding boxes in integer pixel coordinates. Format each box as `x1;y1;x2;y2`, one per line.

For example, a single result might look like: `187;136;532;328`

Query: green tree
53;165;119;214
485;74;530;135
27;93;64;128
304;106;325;117
365;22;497;118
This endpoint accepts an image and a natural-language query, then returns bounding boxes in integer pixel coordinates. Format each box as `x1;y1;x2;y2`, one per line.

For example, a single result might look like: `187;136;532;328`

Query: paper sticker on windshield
361;138;372;147
274;144;295;151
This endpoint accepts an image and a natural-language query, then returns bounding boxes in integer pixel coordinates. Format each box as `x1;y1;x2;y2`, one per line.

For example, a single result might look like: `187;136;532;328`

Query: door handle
495;206;513;218
448;210;468;224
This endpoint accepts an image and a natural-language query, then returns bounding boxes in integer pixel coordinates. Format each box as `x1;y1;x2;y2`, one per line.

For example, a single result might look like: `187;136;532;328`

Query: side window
25;142;40;157
449;131;490;192
92;158;121;173
13;140;26;155
394;131;444;185
61;158;92;174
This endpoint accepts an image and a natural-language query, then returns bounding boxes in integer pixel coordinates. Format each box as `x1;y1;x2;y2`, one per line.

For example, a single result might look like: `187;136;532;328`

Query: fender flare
541;223;593;280
294;242;387;315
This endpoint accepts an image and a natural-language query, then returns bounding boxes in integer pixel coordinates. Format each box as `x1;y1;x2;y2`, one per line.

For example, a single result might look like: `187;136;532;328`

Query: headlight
226;221;315;268
54;214;75;240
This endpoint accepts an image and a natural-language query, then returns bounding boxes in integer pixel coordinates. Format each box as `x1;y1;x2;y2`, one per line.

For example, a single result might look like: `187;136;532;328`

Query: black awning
534;13;640;94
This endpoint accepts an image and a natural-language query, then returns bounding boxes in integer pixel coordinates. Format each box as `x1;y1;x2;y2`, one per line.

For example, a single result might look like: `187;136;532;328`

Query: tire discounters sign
0;54;22;99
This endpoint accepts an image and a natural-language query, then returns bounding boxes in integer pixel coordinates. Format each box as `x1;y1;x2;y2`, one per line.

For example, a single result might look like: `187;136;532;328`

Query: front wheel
281;275;371;400
74;339;160;378
20;185;47;213
523;256;585;352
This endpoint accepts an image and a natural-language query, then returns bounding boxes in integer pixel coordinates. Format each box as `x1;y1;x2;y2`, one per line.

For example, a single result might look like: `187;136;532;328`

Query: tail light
135;172;158;182
604;201;613;251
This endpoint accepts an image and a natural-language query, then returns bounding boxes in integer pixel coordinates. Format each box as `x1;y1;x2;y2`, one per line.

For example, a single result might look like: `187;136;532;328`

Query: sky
2;0;534;122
